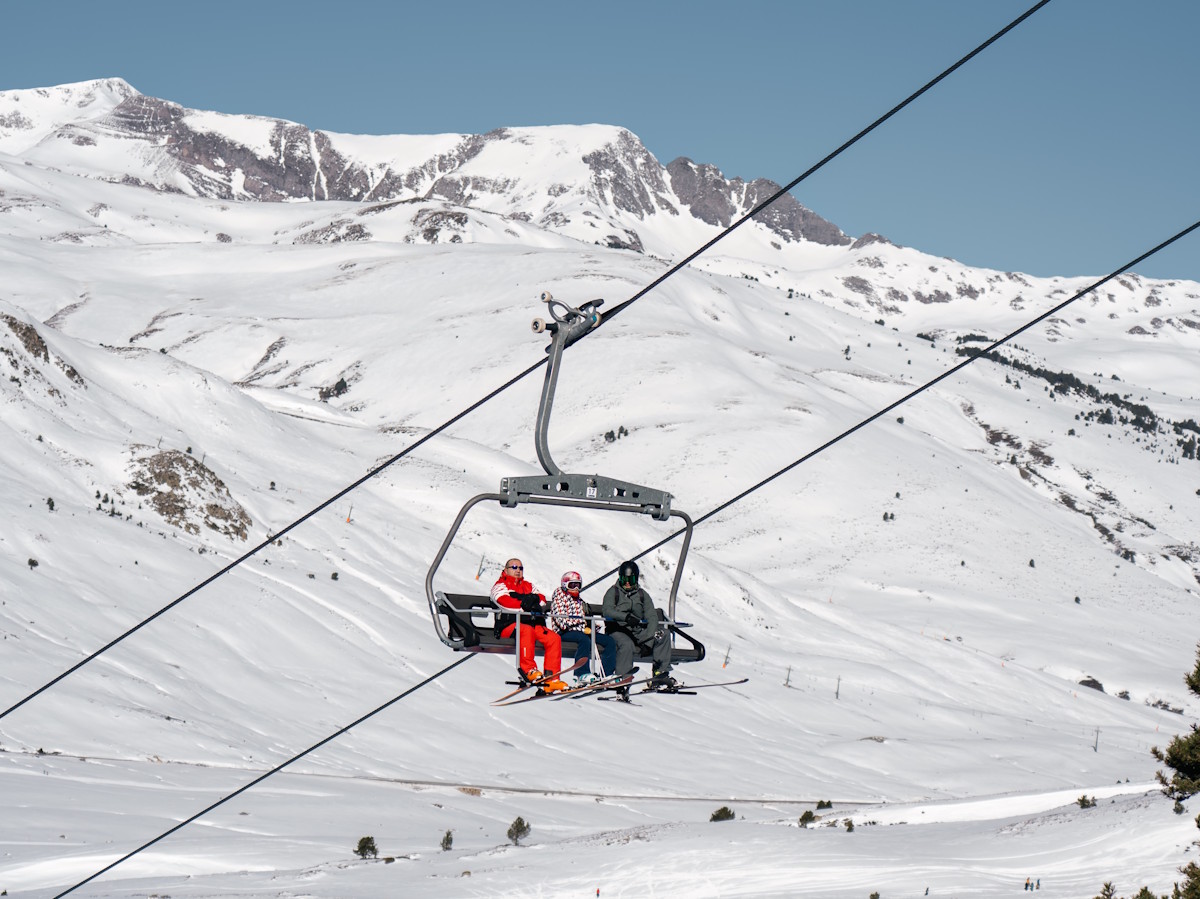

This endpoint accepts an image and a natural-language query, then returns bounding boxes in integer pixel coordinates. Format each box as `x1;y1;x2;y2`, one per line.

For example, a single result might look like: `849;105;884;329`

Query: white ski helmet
561;570;582;593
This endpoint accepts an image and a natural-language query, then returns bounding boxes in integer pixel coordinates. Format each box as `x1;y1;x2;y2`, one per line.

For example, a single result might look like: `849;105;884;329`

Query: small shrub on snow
710;806;735;822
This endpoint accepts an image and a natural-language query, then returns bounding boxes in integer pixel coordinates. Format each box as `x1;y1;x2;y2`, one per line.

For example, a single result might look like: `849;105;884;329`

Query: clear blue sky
4;0;1198;281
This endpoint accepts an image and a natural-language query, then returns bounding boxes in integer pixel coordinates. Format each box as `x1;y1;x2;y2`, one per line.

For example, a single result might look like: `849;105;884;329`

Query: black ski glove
520;594;542;614
624;613;641;629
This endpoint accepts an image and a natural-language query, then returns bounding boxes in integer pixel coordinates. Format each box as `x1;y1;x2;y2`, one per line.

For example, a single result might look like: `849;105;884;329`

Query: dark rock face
294;218;371;244
583;129;677;219
666;158;736;227
0;111;35;130
851;232;895;250
600;229;645;253
747;177;849;246
108;94;186;136
127;448;251;540
106;96;320;200
842;276;875;296
411;209;469;243
100;96;492;203
667;157;850;247
427;174;515;206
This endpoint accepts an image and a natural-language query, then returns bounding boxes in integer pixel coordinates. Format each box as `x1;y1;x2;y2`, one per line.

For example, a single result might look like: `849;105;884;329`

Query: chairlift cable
597;0;1054;328
0;0;1052;722
613;219;1200;567
53;219;1199;897
51;654;476;898
0;360;542;723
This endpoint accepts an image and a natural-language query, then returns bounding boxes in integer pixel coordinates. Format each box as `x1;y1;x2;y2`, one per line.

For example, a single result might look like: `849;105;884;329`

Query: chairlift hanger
424;292;704;666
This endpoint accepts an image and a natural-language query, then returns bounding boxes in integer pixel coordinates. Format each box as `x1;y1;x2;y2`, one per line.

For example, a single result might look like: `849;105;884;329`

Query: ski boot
650;670;680;692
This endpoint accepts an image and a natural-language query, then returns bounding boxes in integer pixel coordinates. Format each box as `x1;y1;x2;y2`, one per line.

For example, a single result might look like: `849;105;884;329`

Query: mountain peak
0;77;139;154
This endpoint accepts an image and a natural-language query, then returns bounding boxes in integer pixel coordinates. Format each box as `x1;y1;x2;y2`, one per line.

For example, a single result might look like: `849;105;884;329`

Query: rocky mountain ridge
0;78;848;257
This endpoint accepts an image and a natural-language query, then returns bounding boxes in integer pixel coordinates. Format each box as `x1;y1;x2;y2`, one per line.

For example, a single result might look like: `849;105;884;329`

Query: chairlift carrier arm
424;292;696;653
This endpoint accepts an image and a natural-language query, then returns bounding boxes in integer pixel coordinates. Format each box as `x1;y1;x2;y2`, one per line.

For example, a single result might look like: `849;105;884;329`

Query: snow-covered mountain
1;80;1199;897
0;78;847;258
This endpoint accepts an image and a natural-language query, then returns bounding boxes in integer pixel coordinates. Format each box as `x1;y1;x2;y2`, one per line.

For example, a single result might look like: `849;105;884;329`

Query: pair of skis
492;661;748;707
493;673;636;707
490;658;588;706
597;676;749;703
550;672;635;701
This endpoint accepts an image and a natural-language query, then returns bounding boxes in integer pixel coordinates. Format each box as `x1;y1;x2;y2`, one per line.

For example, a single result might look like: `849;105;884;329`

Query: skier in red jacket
491;558;566;691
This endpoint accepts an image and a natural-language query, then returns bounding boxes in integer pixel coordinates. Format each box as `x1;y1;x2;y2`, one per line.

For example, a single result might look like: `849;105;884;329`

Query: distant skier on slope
602;560;676;692
491;557;566;692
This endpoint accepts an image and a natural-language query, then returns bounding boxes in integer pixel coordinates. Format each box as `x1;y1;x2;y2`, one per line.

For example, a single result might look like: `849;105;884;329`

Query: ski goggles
565;581;582;591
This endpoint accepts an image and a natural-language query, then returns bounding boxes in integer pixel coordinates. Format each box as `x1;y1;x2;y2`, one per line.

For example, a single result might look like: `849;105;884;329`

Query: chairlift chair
424;292;706;675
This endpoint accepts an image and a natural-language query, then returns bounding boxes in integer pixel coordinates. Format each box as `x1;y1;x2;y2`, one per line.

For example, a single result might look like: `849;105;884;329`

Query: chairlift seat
436;592;704;664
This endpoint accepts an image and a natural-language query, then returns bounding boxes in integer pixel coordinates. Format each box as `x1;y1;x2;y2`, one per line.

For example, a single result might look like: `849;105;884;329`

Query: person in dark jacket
601;560;676;690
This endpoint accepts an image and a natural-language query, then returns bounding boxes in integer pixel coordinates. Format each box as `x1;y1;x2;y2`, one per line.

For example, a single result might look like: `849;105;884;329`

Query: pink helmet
561;570;582;593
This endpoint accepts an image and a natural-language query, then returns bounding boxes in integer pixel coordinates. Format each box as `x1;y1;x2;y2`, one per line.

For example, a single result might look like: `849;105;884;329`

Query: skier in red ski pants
491;558;565;691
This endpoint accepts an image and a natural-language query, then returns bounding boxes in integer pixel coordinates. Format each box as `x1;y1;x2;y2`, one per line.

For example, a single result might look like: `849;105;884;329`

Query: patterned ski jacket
547;587;589;634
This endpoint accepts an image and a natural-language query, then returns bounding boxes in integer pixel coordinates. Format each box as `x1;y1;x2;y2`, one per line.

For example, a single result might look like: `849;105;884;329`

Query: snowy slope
0;81;1199;898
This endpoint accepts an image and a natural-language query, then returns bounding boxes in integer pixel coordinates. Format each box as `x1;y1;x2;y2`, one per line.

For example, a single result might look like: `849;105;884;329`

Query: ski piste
490;658;587;704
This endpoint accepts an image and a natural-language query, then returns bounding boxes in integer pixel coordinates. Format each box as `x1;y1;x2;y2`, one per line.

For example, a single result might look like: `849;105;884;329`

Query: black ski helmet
618;560;639;587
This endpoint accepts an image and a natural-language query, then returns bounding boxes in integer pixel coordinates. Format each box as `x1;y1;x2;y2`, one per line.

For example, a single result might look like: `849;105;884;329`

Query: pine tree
353;835;378;859
507;816;530;845
1153;645;1200;802
1178;863;1200;899
1152;643;1200;897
